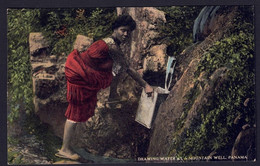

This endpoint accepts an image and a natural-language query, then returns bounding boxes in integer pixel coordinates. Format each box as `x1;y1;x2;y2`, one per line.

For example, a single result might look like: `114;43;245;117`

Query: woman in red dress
56;15;154;160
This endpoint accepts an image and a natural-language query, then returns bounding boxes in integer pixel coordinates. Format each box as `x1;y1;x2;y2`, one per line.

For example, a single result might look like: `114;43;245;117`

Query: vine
7;9;41;122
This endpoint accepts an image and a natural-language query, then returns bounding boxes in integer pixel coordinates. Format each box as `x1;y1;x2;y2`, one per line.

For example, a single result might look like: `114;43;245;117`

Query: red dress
64;40;113;122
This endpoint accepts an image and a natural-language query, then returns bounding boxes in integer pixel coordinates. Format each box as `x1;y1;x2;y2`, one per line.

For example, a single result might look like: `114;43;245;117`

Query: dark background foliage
157;6;203;57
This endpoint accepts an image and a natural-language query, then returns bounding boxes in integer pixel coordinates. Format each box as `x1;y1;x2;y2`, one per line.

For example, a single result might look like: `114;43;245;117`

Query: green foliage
8;148;25;165
38;8;116;55
157;6;203;57
7;9;40;123
8;136;25;164
170;6;255;158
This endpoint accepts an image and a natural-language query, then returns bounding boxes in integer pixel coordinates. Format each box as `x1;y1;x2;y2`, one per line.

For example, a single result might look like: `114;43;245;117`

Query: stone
29;32;49;55
231;127;256;161
73;35;93;52
29;33;95;138
29;33;68;137
143;44;167;72
34;79;59;99
53;160;81;164
104;150;117;158
117;7;167;70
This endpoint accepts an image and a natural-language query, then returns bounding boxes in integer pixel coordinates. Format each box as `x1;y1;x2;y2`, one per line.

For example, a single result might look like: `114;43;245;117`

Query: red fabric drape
64;40;113;122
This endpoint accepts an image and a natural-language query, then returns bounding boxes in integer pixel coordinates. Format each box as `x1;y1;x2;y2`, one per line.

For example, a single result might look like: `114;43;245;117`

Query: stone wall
117;7;167;73
29;33;93;138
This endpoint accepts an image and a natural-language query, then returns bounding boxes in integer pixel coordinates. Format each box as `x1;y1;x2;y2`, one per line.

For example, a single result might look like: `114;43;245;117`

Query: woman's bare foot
55;149;80;160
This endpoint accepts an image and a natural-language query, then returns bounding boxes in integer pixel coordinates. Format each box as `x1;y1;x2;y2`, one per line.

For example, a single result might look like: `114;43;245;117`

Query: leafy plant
38;8;117;56
157;6;203;57
8;148;25;165
7;9;41;122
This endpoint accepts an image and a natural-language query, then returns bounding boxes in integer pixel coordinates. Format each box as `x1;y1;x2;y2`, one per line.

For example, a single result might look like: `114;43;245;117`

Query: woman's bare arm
107;40;154;94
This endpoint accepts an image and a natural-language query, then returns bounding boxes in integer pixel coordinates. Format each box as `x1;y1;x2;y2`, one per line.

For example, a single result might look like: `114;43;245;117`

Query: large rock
231;125;256;161
117;7;167;72
147;6;238;157
143;44;168;72
30;33;93;137
29;33;49;55
73;35;93;52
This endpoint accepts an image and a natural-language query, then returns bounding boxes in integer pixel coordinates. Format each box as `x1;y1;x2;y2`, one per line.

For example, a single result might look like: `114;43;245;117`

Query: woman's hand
145;84;154;97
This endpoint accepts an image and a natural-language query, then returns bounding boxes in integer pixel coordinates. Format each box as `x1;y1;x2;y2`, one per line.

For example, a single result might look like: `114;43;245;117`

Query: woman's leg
60;119;78;155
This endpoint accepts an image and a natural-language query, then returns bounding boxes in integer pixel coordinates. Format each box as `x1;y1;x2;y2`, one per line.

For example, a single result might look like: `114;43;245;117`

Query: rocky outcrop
147;6;239;157
231;125;256;161
118;7;167;72
73;35;93;52
143;44;168;72
30;33;93;138
29;32;49;55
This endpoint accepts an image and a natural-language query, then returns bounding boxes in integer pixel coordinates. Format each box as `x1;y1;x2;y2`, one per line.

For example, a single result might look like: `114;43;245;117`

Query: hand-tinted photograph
7;6;256;164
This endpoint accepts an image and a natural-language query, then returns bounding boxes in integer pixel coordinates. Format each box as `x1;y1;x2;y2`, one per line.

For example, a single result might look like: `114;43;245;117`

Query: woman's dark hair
112;15;136;31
